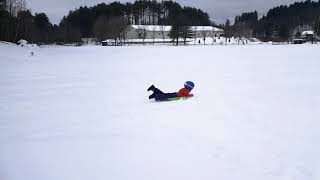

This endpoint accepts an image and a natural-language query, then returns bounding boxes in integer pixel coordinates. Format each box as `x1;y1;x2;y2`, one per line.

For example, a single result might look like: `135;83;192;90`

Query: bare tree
0;0;6;10
93;15;108;41
138;25;146;45
93;16;128;45
233;23;253;38
201;29;207;45
13;0;28;41
16;0;26;12
193;26;197;45
169;14;193;46
105;16;128;45
211;30;217;45
6;0;26;16
169;25;180;46
316;16;320;37
3;0;27;42
152;25;156;44
15;10;34;42
160;25;165;41
7;0;17;16
121;26;128;45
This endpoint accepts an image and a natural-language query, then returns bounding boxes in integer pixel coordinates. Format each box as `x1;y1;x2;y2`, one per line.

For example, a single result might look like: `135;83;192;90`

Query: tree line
222;0;320;41
0;0;61;43
0;0;212;44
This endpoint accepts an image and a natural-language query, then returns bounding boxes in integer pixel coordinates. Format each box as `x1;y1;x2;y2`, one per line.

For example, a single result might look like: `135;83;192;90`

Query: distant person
148;81;194;101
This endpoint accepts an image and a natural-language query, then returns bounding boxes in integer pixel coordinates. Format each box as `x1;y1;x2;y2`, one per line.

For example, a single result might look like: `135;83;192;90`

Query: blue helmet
184;81;195;90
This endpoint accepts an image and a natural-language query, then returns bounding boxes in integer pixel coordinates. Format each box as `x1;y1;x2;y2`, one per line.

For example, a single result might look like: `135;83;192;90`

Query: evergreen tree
169;14;193;45
181;26;193;45
224;19;234;38
253;0;320;41
59;0;211;41
169;24;180;45
15;10;34;42
34;13;51;43
278;24;289;40
314;16;320;36
93;15;108;41
0;0;6;10
225;19;230;27
0;2;10;41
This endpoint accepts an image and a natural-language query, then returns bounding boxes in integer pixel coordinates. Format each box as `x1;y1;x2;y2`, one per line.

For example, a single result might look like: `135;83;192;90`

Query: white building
191;26;224;39
125;25;224;40
292;25;313;37
301;30;314;38
81;38;98;45
126;25;172;39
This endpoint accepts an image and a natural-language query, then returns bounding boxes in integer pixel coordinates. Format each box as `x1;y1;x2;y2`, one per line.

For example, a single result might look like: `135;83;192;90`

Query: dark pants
152;88;177;101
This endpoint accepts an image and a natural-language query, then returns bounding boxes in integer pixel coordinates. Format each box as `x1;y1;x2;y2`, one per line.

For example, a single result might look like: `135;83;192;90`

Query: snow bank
17;39;38;47
0;41;39;60
1;44;320;180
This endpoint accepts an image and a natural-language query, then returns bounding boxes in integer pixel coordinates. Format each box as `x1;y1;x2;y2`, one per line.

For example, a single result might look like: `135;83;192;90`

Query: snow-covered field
1;43;320;180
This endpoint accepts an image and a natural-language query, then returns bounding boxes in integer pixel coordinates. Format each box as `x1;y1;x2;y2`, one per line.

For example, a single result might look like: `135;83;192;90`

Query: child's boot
149;93;156;99
147;85;155;91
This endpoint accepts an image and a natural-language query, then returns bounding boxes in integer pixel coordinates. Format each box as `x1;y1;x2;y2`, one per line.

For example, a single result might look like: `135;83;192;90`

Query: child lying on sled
148;81;194;101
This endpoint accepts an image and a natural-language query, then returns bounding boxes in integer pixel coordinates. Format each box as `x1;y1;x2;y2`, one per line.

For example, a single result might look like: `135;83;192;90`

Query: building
291;39;305;44
191;26;224;39
292;25;313;38
81;38;98;45
126;25;172;39
125;25;224;40
291;31;315;44
301;31;314;40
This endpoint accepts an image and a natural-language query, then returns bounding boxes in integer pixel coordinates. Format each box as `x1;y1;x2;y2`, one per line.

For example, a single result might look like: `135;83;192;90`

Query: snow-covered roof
190;26;223;32
130;25;223;32
131;25;172;32
17;39;28;45
301;31;314;35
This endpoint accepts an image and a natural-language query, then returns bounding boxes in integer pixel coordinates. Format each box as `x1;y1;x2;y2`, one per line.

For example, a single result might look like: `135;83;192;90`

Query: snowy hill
1;43;320;180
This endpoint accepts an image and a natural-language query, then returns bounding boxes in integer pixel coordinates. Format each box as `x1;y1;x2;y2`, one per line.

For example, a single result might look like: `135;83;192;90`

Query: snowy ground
105;37;261;46
1;43;320;180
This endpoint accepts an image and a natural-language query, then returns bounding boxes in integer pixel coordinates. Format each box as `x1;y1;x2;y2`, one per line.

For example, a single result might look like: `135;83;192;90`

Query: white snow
130;25;223;32
131;25;172;32
1;42;320;180
16;39;38;48
190;26;223;32
301;31;314;36
17;39;29;45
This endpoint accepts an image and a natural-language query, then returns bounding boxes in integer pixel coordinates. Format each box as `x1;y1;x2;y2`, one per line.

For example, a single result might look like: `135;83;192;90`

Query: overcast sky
26;0;302;25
